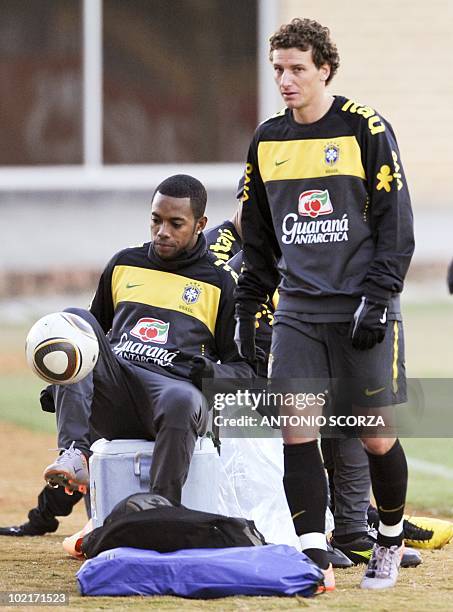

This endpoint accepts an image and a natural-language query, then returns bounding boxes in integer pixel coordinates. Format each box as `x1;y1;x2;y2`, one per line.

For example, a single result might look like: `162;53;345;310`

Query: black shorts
269;316;406;410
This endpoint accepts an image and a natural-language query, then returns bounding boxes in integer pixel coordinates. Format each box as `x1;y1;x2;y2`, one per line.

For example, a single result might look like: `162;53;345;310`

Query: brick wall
276;1;453;208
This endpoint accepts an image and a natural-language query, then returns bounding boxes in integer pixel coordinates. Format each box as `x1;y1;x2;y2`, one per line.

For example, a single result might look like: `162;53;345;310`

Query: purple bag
77;544;324;598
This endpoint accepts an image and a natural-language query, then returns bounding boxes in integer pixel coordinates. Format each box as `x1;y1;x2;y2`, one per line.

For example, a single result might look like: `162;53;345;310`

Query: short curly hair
154;174;207;220
269;18;340;85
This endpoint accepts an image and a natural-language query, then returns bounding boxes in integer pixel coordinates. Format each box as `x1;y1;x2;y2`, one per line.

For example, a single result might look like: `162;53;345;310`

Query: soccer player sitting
28;175;254;513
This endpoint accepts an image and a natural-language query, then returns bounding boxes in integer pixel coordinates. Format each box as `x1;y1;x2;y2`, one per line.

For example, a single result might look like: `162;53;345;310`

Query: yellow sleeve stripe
257;136;366;183
392;321;399;394
111;265;221;336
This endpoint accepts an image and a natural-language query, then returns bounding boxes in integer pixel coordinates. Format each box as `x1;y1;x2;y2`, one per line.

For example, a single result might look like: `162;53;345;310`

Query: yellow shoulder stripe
259;107;286;125
257;136;366;183
112;265;221;336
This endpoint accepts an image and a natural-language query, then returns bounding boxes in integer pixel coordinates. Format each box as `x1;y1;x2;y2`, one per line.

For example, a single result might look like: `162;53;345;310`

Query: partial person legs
322;437;376;564
0;371;93;536
270;319;333;587
0;485;83;537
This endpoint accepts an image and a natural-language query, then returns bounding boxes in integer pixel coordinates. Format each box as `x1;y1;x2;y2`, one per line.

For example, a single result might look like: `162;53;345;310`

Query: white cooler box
90;437;221;528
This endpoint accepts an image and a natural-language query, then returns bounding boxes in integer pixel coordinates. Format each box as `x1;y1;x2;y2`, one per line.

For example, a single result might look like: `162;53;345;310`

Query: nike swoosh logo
291;509;306;520
275;158;290;166
350;549;373;560
379;308;388;324
364;386;386;397
126;283;144;289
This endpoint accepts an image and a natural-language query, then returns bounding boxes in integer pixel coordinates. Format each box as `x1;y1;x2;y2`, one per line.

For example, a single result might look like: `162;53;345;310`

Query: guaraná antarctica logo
114;317;178;368
130;317;170;344
282;188;350;245
298;189;333;218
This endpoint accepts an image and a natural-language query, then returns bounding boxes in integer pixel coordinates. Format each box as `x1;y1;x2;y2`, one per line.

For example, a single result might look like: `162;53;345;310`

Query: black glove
189;355;215;390
448;259;453;294
234;316;257;362
40;386;55;413
351;296;388;350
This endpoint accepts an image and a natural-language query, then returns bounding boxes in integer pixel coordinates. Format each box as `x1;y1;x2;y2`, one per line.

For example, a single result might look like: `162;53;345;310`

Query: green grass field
0;373;55;432
1;300;452;514
403;301;453;377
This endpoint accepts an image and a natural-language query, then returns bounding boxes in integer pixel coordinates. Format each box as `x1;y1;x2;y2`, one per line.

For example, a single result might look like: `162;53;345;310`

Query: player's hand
39;386;55;413
351;296;388;350
189;355;214;390
234;316;257;362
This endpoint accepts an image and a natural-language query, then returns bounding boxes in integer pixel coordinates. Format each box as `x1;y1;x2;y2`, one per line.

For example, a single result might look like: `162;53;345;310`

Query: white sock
299;532;327;551
378;518;404;538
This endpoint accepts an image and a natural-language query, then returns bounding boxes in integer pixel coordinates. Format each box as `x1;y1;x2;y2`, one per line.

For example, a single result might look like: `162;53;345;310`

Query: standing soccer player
235;18;414;590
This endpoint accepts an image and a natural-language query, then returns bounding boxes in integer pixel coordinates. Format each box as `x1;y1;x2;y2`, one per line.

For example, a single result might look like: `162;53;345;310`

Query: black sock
37;485;83;517
304;548;329;569
366;439;407;547
27;485;83;531
376;532;403;548
283;441;328;568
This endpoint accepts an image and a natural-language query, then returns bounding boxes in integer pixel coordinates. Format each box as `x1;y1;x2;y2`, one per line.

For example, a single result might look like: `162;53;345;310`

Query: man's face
151;192;207;260
271;47;330;113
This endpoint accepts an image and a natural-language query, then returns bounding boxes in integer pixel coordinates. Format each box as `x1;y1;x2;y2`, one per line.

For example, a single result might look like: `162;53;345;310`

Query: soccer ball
25;312;99;385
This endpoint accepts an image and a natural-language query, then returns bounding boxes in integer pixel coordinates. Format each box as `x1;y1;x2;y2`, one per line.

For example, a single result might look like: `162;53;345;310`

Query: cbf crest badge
182;283;202;305
324;142;339;166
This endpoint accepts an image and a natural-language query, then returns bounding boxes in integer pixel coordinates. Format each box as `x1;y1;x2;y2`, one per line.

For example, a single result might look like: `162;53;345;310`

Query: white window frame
0;0;280;191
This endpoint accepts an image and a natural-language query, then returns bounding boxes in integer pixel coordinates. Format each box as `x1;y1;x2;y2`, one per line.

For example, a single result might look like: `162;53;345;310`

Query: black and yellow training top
236;95;415;322
205;220;274;377
204;220;242;268
89;234;251;381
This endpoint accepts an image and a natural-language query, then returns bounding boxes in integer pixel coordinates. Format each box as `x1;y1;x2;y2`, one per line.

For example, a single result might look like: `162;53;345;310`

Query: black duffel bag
81;493;266;559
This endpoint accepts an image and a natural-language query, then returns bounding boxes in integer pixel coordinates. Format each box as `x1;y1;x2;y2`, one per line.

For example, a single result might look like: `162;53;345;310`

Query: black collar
147;234;207;271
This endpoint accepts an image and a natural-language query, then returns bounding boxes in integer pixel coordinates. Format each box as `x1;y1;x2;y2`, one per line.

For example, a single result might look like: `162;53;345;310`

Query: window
103;0;257;163
0;0;82;165
0;1;257;167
